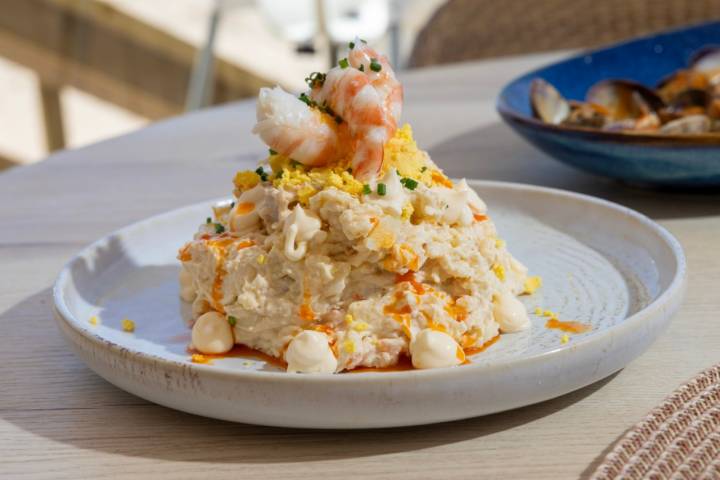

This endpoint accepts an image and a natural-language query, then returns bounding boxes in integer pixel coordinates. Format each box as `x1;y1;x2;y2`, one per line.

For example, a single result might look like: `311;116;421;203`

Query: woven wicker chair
410;0;720;67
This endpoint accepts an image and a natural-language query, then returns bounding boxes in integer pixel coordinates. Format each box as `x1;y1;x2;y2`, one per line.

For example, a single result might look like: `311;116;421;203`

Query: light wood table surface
2;51;719;479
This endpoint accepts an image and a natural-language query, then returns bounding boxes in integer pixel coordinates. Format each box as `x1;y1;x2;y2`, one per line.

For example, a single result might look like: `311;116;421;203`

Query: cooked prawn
253;86;342;167
348;40;403;128
252;42;403;180
310;66;397;179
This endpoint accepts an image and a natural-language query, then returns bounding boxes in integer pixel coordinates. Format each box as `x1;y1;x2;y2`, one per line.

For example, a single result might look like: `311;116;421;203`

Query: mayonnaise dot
493;291;530;333
285;330;337;373
409;329;464;369
191;311;234;354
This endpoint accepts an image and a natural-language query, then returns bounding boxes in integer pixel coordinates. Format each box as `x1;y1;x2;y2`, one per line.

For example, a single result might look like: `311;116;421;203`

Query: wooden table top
2;51;719;479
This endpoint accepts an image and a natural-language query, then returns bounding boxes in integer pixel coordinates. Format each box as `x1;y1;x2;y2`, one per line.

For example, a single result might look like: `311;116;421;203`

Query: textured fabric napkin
592;365;720;479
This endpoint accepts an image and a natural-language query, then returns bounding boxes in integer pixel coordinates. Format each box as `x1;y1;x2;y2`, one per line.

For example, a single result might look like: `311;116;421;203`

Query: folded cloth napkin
592;364;720;479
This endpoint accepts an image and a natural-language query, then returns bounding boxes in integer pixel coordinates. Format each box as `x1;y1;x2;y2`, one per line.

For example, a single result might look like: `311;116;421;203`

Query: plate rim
53;180;687;384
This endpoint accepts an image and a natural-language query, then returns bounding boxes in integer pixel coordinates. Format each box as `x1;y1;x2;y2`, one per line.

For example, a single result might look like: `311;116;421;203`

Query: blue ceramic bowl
497;21;720;188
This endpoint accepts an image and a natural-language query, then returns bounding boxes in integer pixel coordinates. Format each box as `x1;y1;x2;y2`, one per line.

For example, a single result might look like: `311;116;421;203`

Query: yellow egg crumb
265;125;441;200
368;224;396;250
352;321;369;332
561;334;570;344
344;314;354;325
401;201;414;220
342;339;356;354
191;353;210;364
534;307;542;315
296;184;318;204
233;170;260;191
523;276;543;295
495;238;506;248
382;124;429;181
543;310;555;317
121;318;135;332
491;264;506;282
256;254;266;265
88;315;99;326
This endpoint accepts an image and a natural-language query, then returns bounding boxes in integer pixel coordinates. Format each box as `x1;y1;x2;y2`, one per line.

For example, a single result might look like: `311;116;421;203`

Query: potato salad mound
178;41;538;373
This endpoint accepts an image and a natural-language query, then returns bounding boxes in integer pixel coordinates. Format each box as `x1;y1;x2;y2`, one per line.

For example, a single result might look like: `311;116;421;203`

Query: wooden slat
39;82;66;152
0;0;272;120
0;152;19;171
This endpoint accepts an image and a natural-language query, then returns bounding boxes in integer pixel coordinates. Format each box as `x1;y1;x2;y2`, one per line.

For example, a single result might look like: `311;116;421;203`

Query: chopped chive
206;217;212;224
304;72;326;89
362;184;372;195
290;160;302;168
346;167;352;173
349;41;355;49
339;58;349;69
377;183;387;196
359;64;364;72
260;173;268;181
268;148;277;155
370;58;382;72
298;92;312;105
275;170;284;179
214;223;225;234
360;38;367;44
402;178;418;190
255;166;264;175
227;315;237;326
230;202;235;208
420;166;428;172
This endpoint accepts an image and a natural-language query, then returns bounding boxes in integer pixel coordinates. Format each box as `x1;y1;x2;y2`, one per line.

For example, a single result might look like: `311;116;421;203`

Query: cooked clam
656;70;709;104
529;45;720;136
586;80;664;121
659;114;711;134
530;78;570;125
690;46;720;82
565;101;608;128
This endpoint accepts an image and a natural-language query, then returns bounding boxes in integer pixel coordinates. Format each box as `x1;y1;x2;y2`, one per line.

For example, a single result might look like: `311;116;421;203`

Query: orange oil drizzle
348;334;501;373
473;214;488;222
177;243;192;261
188;345;287;368
463;334;500;356
431;171;453;188
444;298;467;322
208;237;254;314
348;355;415;373
545;318;591;334
395;271;425;294
235;202;255;214
299;289;316;322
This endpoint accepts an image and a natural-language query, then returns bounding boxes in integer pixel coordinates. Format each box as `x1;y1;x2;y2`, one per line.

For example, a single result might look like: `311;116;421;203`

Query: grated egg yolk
342;339;356;354
523;276;542;294
121;318;135;332
233;171;261;191
491;264;506;282
352;321;369;332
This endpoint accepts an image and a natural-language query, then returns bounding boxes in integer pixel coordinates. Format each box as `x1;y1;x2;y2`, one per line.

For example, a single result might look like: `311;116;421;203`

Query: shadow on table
2;288;619;465
430;123;720;220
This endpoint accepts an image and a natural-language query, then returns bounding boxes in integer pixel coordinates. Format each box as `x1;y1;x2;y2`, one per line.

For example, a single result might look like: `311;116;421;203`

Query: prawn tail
352;139;384;181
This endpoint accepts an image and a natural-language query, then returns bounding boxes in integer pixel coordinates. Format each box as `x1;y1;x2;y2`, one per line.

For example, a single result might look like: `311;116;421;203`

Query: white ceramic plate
53;181;686;429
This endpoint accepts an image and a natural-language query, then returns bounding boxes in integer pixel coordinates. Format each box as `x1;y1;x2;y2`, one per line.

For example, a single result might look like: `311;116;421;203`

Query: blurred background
1;0;716;169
